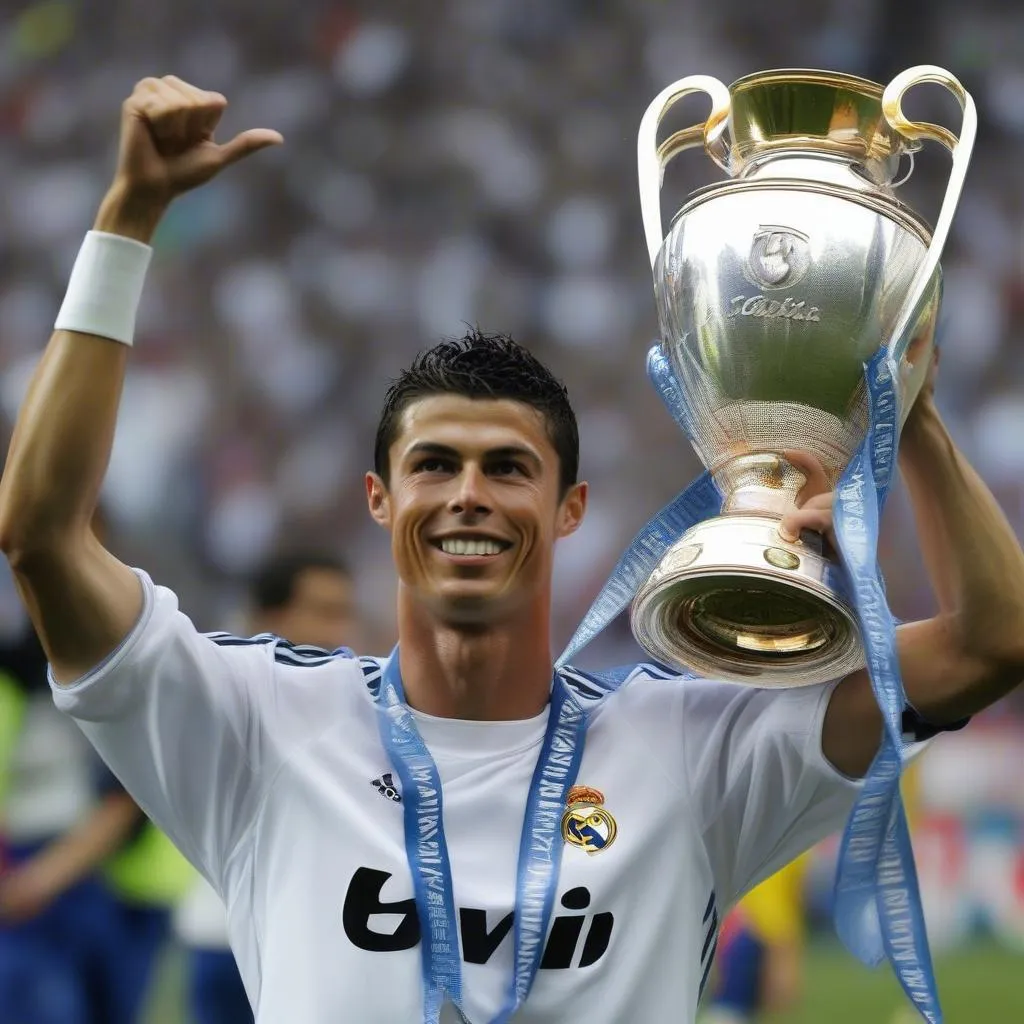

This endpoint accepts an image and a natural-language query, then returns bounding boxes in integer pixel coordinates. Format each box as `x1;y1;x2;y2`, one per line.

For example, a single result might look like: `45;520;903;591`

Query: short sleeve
50;571;278;891
680;679;861;908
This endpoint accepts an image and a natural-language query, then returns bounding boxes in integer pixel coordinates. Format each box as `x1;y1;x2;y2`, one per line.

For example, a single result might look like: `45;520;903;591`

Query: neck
396;593;554;721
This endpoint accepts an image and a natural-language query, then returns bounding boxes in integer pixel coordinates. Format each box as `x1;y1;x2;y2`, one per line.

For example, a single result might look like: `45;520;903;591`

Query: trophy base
630;515;863;688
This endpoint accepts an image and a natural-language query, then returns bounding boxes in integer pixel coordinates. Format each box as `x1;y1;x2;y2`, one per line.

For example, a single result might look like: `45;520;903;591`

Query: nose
447;463;492;517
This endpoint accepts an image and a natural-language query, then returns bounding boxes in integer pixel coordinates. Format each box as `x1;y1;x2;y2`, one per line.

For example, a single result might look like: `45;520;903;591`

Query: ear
556;481;588;539
366;472;392;530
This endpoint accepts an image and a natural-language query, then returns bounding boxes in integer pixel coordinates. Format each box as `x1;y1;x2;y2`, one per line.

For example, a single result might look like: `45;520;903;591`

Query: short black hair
250;551;351;612
373;329;579;495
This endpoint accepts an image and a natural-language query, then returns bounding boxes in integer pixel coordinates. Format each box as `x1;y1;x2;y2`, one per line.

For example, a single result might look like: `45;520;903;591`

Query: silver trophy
631;67;976;686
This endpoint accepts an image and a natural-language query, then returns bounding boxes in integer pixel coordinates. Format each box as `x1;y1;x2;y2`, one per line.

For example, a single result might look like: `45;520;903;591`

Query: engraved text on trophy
726;295;821;321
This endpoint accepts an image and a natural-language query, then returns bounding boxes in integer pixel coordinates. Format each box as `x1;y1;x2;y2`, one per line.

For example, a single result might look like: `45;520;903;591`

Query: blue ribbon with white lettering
646;343;698;437
375;653;463;1019
556;473;720;669
505;674;591;1018
831;351;940;1023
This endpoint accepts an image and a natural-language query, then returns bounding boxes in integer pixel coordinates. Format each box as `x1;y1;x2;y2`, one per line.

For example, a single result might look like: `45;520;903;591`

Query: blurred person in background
702;855;810;1024
175;549;358;1024
0;508;189;1024
0;595;136;1024
99;774;195;1023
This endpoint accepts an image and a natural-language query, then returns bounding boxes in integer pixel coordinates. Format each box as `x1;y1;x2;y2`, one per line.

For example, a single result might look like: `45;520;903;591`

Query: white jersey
52;572;860;1023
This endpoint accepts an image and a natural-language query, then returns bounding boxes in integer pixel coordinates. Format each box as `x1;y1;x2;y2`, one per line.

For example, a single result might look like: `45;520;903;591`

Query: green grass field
769;941;1024;1024
145;940;1024;1023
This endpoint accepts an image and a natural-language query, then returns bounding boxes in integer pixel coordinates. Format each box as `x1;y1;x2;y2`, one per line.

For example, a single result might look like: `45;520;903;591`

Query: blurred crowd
0;0;1021;655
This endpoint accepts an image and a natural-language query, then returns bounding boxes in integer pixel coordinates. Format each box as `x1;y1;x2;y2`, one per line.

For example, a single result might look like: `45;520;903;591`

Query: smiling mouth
433;537;512;557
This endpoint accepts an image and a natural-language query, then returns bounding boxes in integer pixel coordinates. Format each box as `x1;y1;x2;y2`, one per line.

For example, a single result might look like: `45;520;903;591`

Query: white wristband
54;230;153;346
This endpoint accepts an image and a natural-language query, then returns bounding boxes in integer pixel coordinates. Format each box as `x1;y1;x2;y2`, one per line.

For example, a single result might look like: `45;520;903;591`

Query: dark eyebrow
404;442;542;471
485;446;542;471
405;442;462;462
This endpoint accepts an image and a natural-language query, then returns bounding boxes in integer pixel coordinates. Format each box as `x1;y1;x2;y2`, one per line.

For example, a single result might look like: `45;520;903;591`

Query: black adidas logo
371;773;401;803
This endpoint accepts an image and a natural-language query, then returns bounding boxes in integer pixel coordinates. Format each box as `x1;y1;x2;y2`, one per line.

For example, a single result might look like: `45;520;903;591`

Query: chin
427;586;519;628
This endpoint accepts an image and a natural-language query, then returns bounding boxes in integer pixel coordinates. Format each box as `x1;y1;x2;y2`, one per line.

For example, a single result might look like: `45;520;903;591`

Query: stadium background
1;0;1023;1019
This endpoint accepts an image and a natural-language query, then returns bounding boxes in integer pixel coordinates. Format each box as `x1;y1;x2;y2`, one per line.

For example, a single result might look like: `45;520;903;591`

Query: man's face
263;567;357;651
366;395;587;626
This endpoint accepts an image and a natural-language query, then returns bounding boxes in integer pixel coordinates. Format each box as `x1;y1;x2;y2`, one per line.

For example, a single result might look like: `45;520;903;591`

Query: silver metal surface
634;66;976;685
631;515;863;687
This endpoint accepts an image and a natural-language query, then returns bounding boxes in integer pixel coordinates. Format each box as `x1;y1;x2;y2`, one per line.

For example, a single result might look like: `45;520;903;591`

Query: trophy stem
714;452;821;518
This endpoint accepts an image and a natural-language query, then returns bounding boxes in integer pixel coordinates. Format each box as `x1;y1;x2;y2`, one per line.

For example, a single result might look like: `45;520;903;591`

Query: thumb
214;128;284;168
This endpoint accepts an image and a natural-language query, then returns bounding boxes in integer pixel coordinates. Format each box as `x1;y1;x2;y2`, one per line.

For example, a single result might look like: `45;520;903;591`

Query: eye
414;457;456;474
489;460;526;477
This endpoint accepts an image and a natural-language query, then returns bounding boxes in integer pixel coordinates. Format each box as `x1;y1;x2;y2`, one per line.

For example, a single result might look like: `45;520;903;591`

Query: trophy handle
881;65;977;365
638;75;732;268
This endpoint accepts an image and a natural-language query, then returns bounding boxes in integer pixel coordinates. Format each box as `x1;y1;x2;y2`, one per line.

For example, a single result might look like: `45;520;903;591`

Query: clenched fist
96;75;283;242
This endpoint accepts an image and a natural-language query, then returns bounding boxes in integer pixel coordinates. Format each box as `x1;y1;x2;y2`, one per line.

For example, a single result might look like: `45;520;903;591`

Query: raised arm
0;77;281;684
816;386;1024;776
895;354;957;617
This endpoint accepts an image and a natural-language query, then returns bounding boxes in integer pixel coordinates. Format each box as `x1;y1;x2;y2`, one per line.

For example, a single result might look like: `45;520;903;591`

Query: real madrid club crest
561;785;617;855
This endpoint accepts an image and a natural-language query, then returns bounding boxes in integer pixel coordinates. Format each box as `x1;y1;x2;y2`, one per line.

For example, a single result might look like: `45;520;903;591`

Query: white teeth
440;538;504;556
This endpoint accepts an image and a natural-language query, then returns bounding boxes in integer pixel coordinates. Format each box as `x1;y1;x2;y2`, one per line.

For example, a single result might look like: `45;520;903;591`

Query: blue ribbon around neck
375;652;594;1022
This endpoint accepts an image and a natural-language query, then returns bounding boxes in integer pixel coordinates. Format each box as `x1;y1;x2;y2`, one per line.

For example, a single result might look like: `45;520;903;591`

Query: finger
778;505;833;543
213;128;284;168
122;78;162;129
138;79;227;152
129;76;163;100
779;493;831;541
162;80;229;138
795;492;833;513
161;75;210;104
783;448;830;506
192;94;230;141
165;82;227;148
136;79;199;153
139;98;190;153
157;76;206;143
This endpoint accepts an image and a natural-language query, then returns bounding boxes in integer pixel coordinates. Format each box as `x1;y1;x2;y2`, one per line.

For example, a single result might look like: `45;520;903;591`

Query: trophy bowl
632;67;975;686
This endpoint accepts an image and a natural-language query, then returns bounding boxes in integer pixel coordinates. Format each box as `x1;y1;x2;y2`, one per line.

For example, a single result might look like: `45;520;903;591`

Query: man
1;77;1023;1024
175;550;357;1024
